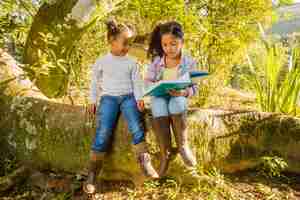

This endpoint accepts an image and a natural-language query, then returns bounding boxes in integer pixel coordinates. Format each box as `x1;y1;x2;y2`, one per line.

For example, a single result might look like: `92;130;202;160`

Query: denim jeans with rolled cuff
91;93;145;153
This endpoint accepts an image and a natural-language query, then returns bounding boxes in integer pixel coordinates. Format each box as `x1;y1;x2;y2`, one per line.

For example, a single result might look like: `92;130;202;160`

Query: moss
34;126;91;172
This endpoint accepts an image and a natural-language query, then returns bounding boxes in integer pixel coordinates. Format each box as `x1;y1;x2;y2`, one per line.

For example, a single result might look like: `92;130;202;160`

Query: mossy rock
1;95;300;185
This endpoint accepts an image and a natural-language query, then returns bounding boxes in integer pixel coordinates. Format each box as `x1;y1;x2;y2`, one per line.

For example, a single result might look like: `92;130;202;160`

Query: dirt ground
1;169;300;200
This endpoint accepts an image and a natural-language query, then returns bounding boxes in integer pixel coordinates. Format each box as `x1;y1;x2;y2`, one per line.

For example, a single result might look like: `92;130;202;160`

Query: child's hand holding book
137;100;145;112
87;103;96;115
168;89;189;97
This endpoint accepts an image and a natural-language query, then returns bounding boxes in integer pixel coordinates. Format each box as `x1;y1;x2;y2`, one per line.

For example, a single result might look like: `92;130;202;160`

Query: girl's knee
169;97;187;114
92;128;112;152
125;118;145;144
151;97;169;117
91;140;109;152
132;130;145;145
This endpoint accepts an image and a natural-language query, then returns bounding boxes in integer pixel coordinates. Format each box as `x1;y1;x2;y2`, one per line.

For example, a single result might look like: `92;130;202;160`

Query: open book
143;71;209;97
190;71;209;80
143;79;193;97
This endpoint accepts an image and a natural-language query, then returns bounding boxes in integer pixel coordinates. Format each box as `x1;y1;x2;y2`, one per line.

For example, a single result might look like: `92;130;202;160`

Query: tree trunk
23;0;125;98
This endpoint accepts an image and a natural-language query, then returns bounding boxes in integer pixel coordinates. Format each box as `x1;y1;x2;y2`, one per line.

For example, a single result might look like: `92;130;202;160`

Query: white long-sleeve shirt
89;53;144;104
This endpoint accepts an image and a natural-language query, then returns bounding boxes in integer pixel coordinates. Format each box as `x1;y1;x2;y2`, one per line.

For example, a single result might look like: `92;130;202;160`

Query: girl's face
111;30;134;56
161;33;183;59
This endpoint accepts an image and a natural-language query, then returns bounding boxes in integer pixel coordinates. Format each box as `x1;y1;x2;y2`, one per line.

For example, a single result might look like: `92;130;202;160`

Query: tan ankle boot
152;116;173;177
171;113;197;167
133;142;159;179
83;151;105;194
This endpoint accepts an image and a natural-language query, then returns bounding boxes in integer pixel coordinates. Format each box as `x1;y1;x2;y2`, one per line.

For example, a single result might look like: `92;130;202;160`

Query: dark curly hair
105;19;132;42
148;21;184;60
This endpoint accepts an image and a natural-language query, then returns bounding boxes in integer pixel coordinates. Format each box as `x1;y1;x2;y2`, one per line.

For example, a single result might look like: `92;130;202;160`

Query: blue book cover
143;80;193;97
143;71;209;97
190;71;209;83
190;71;209;78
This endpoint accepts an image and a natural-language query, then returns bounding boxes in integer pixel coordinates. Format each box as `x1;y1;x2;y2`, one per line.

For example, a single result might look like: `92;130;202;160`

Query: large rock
2;49;300;184
1;94;300;183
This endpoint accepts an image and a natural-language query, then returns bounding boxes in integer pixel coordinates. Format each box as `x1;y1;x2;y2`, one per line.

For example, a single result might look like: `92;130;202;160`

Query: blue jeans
91;94;145;152
151;96;187;117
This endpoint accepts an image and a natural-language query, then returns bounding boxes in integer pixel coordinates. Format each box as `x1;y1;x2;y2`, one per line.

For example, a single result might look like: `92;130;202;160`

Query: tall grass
246;40;300;116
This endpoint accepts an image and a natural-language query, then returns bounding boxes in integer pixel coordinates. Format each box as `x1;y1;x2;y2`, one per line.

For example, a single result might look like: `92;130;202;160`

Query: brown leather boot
133;142;159;179
83;151;105;194
152;116;173;177
171;113;197;167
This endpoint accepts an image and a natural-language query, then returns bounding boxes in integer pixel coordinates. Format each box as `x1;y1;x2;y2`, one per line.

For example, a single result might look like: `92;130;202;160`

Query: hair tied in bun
106;19;118;33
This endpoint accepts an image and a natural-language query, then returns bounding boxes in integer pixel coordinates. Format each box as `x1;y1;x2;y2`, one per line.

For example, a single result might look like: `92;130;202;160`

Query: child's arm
168;89;189;97
89;59;103;113
145;57;160;84
131;62;144;111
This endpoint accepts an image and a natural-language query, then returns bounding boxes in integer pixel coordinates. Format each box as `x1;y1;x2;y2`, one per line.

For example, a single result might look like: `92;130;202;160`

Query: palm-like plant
247;39;300;116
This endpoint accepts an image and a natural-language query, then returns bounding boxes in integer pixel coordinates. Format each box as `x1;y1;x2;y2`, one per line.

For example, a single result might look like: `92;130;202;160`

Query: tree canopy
1;0;271;100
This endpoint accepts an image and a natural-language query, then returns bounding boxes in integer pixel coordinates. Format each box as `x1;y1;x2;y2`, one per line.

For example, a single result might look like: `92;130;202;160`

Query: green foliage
279;0;294;6
51;192;72;200
194;0;271;70
24;21;89;98
120;0;271;67
22;0;106;98
0;0;38;59
2;0;271;104
119;0;271;108
120;0;189;32
189;0;270;107
258;156;288;178
21;0;133;99
246;39;300;115
1;157;17;176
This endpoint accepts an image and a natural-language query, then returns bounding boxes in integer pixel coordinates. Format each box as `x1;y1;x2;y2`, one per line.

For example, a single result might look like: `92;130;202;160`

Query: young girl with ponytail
146;21;199;177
